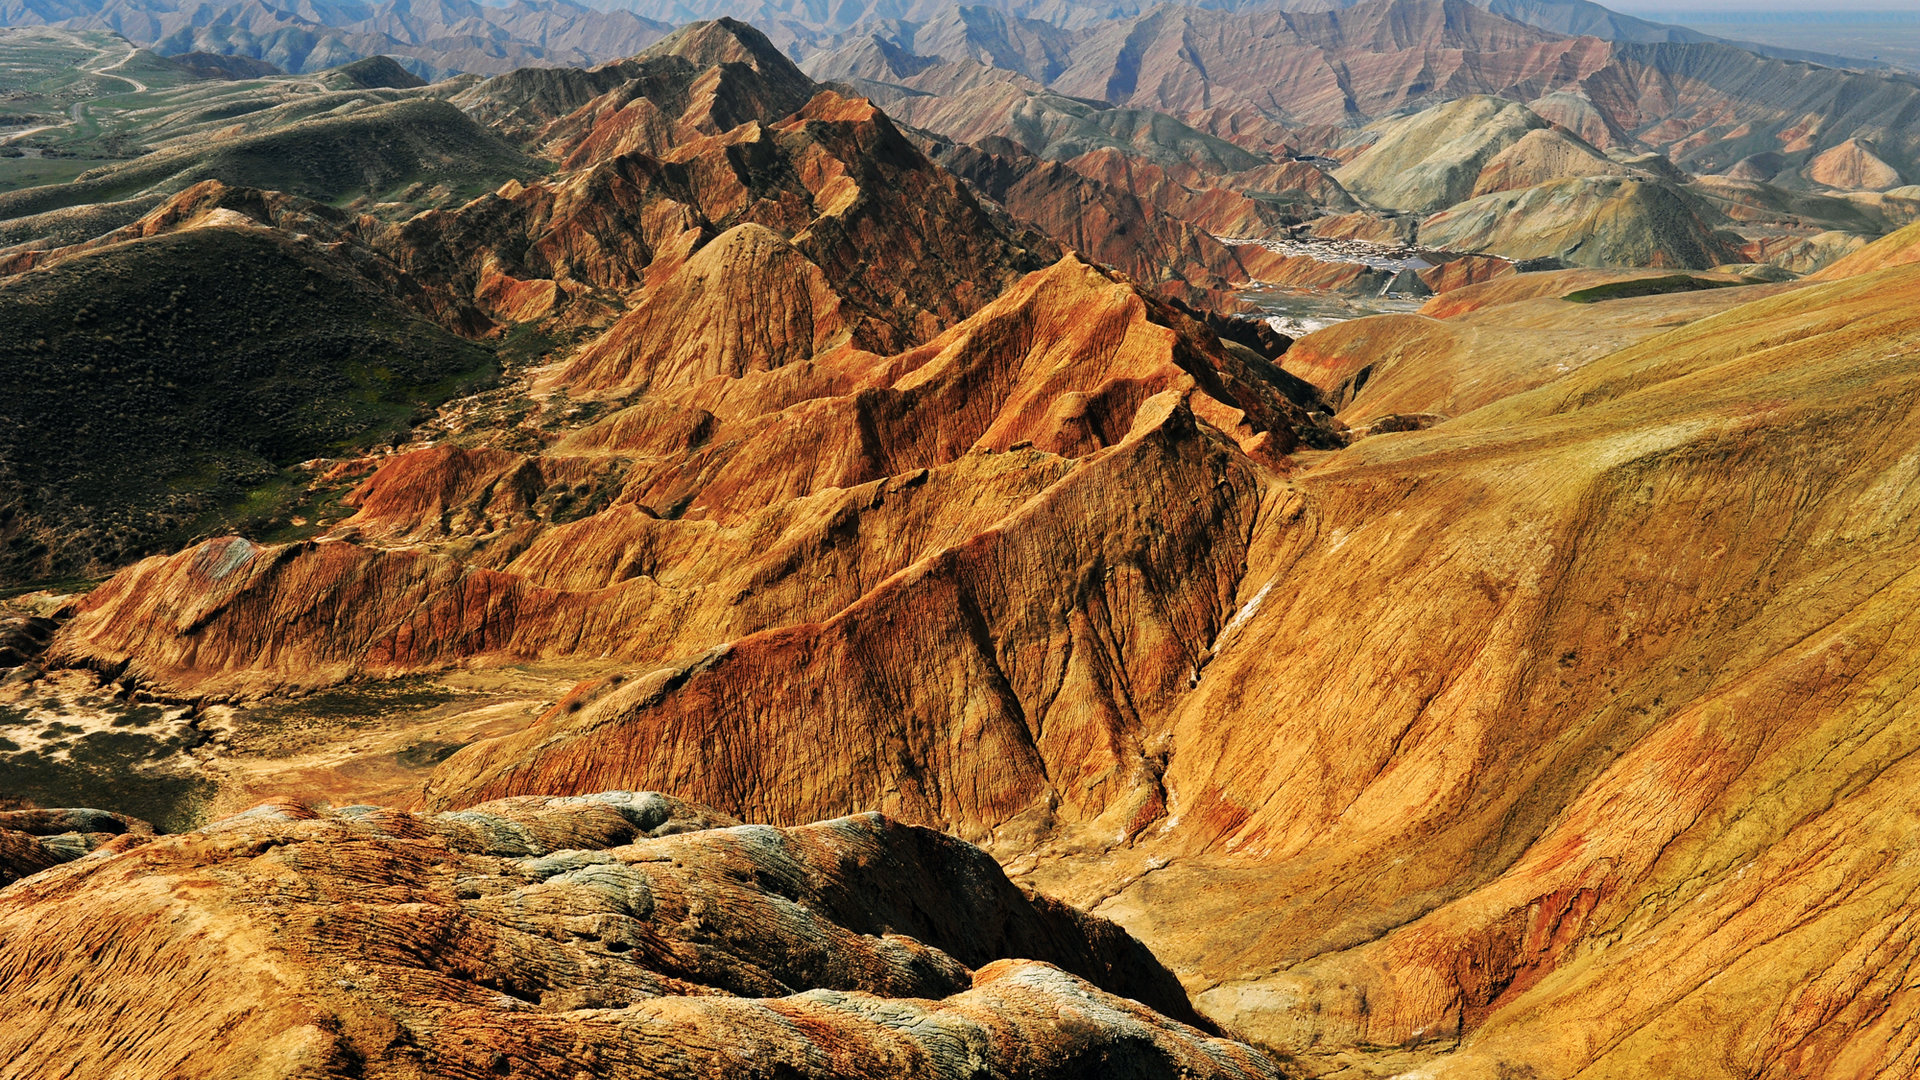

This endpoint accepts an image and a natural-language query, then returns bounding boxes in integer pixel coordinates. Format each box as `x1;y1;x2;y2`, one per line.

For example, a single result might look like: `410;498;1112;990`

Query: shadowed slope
1418;175;1739;268
0;96;541;222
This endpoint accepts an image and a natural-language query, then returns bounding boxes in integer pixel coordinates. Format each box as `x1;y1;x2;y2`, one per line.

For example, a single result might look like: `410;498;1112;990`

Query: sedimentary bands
6;6;1920;1080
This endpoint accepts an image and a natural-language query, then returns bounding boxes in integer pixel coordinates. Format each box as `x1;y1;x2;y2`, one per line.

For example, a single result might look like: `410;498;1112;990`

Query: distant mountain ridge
1474;0;1884;67
0;0;674;77
0;0;1890;80
808;0;1920;190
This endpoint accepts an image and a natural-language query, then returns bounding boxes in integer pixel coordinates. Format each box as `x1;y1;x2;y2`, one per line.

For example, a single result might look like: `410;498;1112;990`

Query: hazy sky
1609;1;1920;11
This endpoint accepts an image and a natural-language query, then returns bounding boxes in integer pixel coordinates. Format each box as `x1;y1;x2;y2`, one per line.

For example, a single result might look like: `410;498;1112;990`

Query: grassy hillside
0;97;542;222
0;225;496;584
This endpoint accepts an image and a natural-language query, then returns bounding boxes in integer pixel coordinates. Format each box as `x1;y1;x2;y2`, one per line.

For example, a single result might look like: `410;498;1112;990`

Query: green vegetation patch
227;676;465;759
0;155;112;194
1562;274;1743;304
0;96;543;220
0;698;214;832
0;225;497;584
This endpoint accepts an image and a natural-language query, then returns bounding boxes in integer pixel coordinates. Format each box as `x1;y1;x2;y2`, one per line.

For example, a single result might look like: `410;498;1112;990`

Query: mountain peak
640;16;798;76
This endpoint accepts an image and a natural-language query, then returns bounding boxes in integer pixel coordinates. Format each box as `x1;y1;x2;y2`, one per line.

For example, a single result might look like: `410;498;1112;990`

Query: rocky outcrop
540;19;819;167
405;82;1050;352
0;793;1277;1079
0;808;153;887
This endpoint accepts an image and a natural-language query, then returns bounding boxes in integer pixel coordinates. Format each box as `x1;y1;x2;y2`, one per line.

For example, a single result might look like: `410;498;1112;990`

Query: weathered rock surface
0;807;153;887
549;221;852;398
0;793;1277;1079
424;71;1049;352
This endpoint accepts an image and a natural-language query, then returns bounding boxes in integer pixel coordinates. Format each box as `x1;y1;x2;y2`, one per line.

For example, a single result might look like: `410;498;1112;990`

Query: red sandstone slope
924;138;1259;304
387;84;1052;350
1015;260;1919;1078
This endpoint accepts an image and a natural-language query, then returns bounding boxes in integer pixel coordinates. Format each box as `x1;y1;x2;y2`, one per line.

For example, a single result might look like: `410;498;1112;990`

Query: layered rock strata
0;793;1277;1079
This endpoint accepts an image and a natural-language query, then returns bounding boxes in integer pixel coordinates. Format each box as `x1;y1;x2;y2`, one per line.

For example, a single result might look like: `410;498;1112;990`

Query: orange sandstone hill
9;12;1920;1080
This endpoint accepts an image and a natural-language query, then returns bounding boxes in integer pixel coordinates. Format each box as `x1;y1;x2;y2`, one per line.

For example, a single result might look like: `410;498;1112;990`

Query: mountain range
7;4;1920;1079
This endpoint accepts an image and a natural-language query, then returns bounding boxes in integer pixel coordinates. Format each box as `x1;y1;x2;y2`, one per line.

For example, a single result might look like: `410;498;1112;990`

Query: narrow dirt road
90;43;149;93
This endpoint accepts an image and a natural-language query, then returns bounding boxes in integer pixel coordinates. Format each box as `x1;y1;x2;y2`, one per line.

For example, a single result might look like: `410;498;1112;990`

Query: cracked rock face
0;793;1275;1080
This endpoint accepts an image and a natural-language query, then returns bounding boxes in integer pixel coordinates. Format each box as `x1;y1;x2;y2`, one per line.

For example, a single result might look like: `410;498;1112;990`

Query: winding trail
0;125;58;144
0;33;147;143
90;43;149;93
